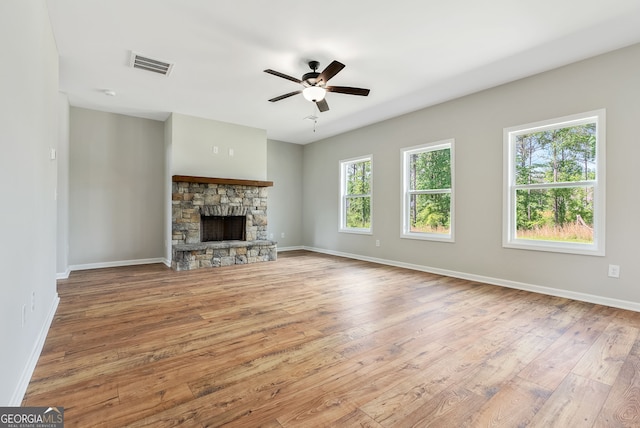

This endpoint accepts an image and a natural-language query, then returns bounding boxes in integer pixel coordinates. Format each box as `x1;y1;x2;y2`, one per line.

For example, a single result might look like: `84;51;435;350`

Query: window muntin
402;140;454;241
503;110;605;255
340;155;372;234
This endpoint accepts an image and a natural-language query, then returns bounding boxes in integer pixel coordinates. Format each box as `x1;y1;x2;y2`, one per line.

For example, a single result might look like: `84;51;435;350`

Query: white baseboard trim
277;246;305;252
162;258;171;268
303;246;640;313
69;257;166;272
10;293;60;406
56;268;70;280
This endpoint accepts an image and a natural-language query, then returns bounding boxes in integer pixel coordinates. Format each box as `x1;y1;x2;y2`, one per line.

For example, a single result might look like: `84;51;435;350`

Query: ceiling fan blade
268;90;302;102
316;98;329;112
317;61;345;84
264;69;302;84
326;86;370;96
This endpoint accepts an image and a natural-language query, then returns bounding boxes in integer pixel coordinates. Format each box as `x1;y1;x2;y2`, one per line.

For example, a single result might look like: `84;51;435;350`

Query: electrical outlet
22;305;27;327
212;146;218;154
229;148;234;156
280;232;285;238
31;291;35;311
608;264;620;278
375;240;380;247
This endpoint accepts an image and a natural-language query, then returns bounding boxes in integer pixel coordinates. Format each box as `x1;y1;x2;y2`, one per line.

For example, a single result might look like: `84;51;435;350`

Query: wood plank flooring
23;250;640;427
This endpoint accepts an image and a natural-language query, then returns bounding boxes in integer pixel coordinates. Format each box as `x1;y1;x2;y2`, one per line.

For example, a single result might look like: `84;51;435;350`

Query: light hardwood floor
23;251;640;427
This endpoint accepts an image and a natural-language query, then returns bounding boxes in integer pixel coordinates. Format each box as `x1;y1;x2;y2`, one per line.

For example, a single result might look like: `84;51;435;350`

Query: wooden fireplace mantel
172;175;273;187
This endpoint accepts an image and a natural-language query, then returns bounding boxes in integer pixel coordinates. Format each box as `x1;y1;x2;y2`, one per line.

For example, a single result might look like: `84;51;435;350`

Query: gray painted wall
164;114;174;262
56;94;70;276
69;108;165;266
302;43;640;307
0;0;60;405
267;140;303;249
68;112;293;267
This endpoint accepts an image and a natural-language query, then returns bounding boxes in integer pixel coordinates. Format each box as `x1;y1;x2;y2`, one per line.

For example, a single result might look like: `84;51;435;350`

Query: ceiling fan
264;60;370;112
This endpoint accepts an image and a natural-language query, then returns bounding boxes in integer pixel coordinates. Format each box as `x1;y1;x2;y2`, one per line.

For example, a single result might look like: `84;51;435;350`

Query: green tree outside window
341;157;372;231
514;123;596;243
402;140;454;241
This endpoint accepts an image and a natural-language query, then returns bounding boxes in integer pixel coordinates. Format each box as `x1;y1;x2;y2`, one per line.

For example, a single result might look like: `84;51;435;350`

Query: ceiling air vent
130;51;174;76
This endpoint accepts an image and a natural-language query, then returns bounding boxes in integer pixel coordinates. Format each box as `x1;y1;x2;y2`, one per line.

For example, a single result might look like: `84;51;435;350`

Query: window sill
340;228;373;235
401;232;454;243
503;239;604;256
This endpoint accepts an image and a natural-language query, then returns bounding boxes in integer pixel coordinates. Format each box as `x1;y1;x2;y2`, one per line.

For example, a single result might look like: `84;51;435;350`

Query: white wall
69;108;165;266
302;43;640;309
0;0;60;405
267;139;303;249
170;113;267;180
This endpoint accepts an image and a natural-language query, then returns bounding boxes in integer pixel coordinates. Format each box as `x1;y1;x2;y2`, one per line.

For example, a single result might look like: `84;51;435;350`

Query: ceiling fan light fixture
302;86;326;102
265;59;369;113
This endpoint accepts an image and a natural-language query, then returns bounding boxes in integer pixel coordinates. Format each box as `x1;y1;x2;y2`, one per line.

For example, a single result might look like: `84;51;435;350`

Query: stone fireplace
171;175;277;271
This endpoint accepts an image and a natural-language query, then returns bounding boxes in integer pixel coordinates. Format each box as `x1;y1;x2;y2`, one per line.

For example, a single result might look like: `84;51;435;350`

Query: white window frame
339;155;373;234
503;109;606;256
401;139;455;242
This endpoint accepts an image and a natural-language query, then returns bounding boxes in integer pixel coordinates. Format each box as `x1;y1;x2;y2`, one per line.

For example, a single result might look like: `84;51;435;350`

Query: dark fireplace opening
201;215;246;242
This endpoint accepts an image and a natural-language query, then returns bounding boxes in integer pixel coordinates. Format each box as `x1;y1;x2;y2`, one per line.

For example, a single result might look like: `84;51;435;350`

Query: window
340;155;372;234
503;110;605;255
401;140;454;241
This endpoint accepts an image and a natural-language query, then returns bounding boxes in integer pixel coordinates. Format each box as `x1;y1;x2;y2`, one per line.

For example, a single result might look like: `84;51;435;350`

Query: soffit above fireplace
172;175;273;187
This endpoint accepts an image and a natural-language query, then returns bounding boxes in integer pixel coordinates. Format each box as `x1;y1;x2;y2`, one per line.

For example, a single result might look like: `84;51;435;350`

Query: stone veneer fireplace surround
171;175;277;271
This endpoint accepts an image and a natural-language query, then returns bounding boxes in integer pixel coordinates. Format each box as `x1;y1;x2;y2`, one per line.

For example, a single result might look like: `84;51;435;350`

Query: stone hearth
171;176;277;271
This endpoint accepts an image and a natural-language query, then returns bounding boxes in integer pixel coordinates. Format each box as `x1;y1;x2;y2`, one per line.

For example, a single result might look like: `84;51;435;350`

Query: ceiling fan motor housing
302;60;321;86
302;71;320;86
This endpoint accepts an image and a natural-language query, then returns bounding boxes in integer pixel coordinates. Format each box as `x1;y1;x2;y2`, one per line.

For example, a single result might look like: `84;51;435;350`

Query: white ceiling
46;0;640;144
